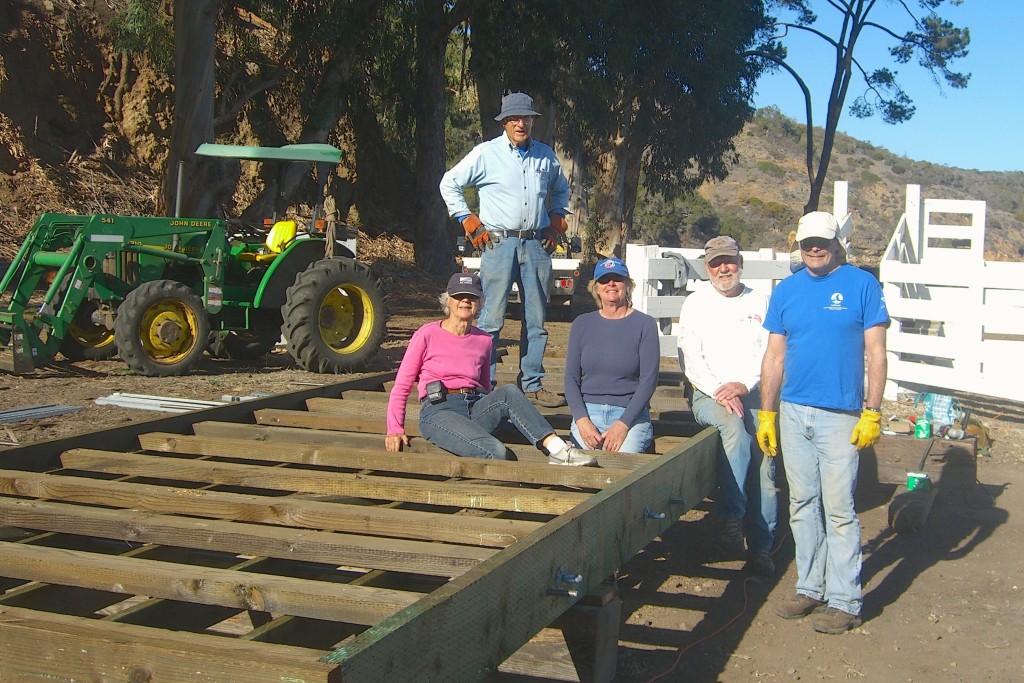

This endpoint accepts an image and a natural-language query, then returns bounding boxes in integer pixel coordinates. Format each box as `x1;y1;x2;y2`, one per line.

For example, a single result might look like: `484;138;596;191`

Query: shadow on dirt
611;467;1009;682
860;482;1008;622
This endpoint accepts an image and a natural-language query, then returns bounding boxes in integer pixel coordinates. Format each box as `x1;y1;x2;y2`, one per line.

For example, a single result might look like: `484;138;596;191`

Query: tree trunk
161;0;220;218
411;1;458;275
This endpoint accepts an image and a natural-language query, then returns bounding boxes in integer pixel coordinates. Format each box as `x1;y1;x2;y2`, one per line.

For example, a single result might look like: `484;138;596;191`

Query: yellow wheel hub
140;300;200;363
319;285;375;354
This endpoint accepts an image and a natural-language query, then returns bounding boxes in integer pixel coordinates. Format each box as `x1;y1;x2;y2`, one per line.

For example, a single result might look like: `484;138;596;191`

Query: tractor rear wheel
282;258;386;373
115;280;210;376
208;310;283;360
60;300;118;361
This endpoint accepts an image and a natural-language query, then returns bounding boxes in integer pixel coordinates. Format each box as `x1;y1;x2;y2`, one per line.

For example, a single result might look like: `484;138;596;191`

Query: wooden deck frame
0;371;715;682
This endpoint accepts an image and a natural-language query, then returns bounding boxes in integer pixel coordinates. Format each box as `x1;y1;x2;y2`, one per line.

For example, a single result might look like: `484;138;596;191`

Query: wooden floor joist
0;366;717;683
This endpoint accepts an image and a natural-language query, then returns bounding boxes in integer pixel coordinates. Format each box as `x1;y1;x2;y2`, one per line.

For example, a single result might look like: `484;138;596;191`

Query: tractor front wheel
60;300;118;361
115;280;210;376
282;259;386;373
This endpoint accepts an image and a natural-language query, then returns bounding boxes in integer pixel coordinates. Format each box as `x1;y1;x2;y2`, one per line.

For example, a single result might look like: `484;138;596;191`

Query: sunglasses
799;237;833;252
597;274;626;283
450;292;480;301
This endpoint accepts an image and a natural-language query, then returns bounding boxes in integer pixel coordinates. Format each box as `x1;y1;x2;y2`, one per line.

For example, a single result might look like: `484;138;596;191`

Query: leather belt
488;228;540;240
446;386;480;395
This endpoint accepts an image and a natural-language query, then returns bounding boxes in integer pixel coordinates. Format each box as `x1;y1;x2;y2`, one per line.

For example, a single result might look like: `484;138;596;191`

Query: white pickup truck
459;255;581;318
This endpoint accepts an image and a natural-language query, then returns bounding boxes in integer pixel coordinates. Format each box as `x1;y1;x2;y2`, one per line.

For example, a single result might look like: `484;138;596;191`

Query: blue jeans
691;388;777;553
477;236;552;392
780;401;862;616
418;385;555;459
569;403;654;454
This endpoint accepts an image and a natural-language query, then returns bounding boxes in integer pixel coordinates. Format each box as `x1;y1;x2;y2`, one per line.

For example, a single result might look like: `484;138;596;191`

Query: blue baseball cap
594;257;629;281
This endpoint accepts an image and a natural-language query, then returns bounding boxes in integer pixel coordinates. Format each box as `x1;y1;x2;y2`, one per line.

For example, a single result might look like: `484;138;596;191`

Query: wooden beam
0;470;540;548
0;606;339;683
0;498;494;578
190;421;656;470
321;427;720;682
0;542;420;624
137;432;629;490
58;450;590;515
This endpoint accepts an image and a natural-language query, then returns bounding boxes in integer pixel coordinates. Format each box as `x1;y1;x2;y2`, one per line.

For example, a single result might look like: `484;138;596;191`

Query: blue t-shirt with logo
763;264;889;411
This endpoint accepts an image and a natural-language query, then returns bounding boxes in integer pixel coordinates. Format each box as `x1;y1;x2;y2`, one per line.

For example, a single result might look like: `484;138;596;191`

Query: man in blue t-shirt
758;211;890;635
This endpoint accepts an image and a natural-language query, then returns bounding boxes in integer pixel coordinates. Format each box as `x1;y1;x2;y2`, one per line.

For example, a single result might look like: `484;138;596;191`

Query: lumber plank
138;432;629;490
256;406;700;440
191;421;656;470
321;427;720;682
0;497;493;578
0;542;419;624
0;470;538;547
257;405;581;435
58;450;590;515
0;605;338;683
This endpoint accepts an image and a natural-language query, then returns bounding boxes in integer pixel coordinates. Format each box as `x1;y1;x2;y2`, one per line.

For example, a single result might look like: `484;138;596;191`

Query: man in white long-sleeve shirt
678;236;777;577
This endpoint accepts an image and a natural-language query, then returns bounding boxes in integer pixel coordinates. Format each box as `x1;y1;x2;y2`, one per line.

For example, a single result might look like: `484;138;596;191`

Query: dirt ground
1;296;1022;683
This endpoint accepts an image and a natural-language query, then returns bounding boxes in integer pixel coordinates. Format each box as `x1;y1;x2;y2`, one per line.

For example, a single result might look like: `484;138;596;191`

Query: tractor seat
237;220;297;263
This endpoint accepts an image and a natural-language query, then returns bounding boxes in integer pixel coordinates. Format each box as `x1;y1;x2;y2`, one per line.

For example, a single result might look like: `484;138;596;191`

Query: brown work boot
525;387;566;408
812;607;862;634
775;594;827;620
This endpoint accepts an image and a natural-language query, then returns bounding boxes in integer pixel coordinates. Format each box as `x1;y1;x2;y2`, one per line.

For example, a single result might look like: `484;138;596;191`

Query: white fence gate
881;185;1024;403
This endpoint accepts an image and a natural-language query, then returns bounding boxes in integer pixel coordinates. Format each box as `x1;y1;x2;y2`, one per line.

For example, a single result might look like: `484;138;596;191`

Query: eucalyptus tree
467;0;772;255
749;0;971;213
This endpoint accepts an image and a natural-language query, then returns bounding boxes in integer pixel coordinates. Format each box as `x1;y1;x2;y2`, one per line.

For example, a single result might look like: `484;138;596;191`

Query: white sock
544;435;569;455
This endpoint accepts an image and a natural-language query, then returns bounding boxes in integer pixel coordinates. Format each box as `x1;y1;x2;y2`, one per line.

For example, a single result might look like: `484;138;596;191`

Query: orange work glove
461;214;491;249
757;410;778;457
850;409;882;450
548;213;569;234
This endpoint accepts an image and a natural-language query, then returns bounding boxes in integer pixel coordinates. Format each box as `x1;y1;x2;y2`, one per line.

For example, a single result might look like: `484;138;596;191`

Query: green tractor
0;144;387;377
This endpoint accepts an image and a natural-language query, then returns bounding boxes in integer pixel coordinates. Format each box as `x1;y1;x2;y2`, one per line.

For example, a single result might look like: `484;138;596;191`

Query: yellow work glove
757;410;778;457
850;409;882;450
461;214;491;249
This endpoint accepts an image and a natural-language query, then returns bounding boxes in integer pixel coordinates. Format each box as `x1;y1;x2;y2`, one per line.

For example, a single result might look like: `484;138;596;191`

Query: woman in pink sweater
385;273;594;465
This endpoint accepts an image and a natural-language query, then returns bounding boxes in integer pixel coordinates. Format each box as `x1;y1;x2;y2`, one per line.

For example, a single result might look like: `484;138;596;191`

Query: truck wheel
60;300;118;361
208;311;283;360
282;259;386;373
114;280;210;376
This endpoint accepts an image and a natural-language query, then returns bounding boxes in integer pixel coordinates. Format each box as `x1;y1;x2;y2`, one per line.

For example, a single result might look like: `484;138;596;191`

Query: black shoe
744;550;775;578
718;517;746;559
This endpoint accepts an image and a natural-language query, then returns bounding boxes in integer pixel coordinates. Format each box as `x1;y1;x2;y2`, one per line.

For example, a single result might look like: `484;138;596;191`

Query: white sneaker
548;446;597;467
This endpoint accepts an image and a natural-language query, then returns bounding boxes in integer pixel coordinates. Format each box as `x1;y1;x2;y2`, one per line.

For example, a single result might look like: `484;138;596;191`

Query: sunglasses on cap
799;237;833;252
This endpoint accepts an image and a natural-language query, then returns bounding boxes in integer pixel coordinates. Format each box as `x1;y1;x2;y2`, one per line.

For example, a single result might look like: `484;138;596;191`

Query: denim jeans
691;388;777;553
418;384;555;459
477;236;552;392
780;401;862;616
569;403;654;454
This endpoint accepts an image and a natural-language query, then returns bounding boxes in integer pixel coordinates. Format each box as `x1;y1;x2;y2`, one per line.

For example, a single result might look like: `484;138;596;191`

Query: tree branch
744;50;816;189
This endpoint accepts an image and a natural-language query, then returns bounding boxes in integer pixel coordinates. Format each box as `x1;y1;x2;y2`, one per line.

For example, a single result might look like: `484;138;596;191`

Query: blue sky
752;1;1023;173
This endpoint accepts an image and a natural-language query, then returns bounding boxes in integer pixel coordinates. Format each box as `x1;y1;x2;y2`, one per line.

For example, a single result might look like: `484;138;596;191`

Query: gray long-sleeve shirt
564;310;660;428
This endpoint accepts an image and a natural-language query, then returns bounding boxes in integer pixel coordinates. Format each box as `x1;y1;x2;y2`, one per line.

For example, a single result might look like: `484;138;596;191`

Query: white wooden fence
625;182;1024;404
880;185;1024;403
